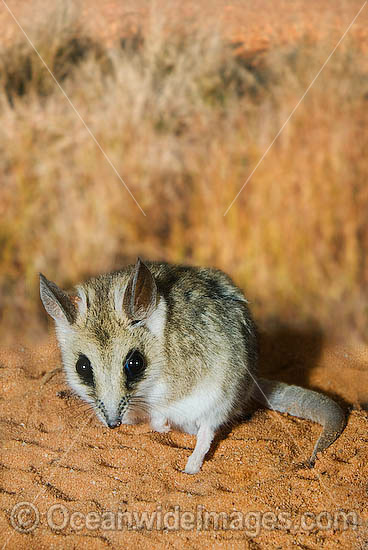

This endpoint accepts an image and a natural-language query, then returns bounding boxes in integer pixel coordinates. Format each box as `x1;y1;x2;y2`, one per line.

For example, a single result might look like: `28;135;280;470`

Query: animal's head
40;258;166;428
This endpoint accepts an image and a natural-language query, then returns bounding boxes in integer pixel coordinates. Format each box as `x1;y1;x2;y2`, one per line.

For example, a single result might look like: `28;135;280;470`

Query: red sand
0;335;367;550
1;2;368;549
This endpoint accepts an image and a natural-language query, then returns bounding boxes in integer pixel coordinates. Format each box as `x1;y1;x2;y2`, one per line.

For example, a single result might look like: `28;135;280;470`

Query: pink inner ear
69;295;81;306
123;259;157;320
40;274;78;324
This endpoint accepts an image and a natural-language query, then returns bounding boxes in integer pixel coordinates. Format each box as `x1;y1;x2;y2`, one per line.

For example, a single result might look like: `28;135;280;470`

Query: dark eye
76;354;94;386
124;350;146;386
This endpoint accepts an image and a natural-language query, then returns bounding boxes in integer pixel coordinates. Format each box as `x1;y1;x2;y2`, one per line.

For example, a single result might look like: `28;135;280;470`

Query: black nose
107;419;121;429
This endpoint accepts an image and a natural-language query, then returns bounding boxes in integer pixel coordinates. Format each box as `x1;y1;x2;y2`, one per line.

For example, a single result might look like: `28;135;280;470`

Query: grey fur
40;259;345;473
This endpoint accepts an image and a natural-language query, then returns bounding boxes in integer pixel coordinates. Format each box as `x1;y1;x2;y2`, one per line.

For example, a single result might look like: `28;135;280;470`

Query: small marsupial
40;258;345;474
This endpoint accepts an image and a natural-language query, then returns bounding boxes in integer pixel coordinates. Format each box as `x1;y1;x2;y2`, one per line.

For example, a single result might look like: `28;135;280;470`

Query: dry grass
0;1;368;344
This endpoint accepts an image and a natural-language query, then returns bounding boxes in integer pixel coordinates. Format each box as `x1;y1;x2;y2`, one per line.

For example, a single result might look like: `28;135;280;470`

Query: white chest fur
148;377;228;435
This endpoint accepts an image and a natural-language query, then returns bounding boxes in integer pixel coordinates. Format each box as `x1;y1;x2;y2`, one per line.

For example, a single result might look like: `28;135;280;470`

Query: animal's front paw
150;417;170;433
183;456;201;475
155;424;170;434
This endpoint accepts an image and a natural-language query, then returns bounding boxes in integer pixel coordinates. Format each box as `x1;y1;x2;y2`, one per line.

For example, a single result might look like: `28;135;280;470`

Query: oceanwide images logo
9;502;359;536
10;502;40;534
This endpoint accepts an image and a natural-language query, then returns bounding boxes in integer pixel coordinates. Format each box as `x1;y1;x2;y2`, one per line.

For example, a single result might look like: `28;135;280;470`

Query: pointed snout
107;419;121;429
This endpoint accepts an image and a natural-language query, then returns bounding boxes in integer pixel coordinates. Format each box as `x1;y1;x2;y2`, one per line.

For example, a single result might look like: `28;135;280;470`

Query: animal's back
142;261;259;404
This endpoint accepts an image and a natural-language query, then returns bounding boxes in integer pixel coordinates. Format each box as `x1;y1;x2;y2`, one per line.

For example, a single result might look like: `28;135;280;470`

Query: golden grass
0;2;367;344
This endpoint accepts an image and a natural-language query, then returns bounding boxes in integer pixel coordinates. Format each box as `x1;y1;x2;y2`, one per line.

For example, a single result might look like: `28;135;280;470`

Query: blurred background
0;0;368;347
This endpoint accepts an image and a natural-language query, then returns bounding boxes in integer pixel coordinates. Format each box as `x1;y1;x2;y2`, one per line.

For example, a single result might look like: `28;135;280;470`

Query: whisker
129;393;188;420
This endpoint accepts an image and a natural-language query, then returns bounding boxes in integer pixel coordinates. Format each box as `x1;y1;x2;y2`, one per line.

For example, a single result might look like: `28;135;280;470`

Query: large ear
39;273;78;324
123;258;158;321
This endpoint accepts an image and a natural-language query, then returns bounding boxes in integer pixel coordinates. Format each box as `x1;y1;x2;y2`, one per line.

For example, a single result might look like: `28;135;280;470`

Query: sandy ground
0;331;367;550
1;1;368;549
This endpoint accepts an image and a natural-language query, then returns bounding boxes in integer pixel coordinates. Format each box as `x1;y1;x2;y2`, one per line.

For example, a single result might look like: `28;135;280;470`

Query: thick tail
254;378;346;465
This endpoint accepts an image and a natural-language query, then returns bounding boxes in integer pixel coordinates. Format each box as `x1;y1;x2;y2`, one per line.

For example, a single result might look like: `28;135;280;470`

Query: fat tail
255;378;346;465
